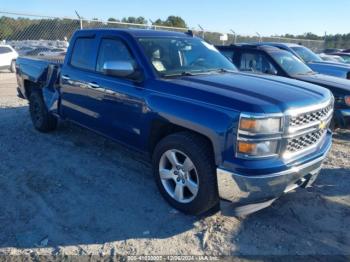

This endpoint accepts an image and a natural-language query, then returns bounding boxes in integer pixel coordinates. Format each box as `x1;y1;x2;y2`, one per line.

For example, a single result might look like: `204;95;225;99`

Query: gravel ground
0;71;349;258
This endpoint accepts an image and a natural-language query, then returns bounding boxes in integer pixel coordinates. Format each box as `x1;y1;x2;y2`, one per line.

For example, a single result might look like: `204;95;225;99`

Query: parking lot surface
0;71;349;257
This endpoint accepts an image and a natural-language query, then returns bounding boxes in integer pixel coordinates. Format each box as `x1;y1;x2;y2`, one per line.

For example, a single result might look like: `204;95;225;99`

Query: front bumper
217;133;332;216
336;108;350;129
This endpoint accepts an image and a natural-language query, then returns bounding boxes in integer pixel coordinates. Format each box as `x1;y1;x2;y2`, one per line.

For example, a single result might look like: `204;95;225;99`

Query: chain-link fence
0;11;325;56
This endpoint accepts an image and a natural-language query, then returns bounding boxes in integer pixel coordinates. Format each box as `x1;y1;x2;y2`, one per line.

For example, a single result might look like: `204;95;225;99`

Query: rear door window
70;38;96;70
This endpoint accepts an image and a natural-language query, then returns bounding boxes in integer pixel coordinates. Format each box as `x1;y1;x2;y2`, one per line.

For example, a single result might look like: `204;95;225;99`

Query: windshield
291;46;322;63
270;50;314;76
138;37;237;76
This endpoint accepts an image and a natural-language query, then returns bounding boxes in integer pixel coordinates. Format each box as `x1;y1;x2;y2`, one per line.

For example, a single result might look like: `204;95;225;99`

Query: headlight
239;117;282;134
237;140;279;157
236;114;282;159
345;96;350;106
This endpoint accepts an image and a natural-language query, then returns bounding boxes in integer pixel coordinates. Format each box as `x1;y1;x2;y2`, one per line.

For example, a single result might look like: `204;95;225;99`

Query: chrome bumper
339;108;350;117
217;142;332;216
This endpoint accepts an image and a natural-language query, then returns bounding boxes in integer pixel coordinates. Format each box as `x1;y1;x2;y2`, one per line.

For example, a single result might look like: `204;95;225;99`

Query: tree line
0;15;349;48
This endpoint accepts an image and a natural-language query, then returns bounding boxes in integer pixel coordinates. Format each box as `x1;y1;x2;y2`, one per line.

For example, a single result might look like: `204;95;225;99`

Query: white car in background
0;45;18;72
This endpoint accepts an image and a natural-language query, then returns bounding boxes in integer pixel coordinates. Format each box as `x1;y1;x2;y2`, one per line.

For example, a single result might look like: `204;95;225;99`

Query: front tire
29;90;57;132
152;132;219;215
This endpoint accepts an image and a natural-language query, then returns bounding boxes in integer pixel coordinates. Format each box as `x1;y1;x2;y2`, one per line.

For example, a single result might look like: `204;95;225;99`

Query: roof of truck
74;28;193;38
216;44;283;52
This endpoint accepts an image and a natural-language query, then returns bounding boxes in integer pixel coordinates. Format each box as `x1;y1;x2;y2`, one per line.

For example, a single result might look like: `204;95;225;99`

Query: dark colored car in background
25;47;51;56
217;44;350;129
323;48;343;54
254;42;350;80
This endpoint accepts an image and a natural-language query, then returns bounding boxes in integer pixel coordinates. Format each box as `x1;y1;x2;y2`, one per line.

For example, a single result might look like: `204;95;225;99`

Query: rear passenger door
60;35;106;131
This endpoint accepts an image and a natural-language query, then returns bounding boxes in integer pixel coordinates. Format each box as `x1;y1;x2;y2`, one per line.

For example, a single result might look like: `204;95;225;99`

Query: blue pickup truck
16;29;333;216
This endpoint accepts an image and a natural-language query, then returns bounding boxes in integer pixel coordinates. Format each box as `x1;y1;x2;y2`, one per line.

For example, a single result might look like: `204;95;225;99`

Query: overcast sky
1;0;349;36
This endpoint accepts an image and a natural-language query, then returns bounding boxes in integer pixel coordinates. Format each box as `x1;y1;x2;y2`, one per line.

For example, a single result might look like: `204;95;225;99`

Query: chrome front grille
289;103;333;128
284;100;333;158
286;129;326;153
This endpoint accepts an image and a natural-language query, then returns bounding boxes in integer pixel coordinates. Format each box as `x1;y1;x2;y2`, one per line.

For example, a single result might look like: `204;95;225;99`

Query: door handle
88;82;100;89
62;75;70;80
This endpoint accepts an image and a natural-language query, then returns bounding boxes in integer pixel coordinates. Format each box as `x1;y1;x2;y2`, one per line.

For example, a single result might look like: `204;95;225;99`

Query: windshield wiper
161;68;236;78
161;71;203;78
206;68;236;74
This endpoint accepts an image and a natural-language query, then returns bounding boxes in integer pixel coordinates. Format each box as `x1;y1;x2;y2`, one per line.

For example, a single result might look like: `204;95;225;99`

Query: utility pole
75;10;83;29
198;24;205;39
230;29;236;44
149;19;156;30
256;32;261;42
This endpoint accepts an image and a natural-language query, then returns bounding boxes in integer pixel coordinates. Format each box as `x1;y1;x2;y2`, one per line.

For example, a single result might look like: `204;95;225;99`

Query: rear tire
29;90;57;132
10;60;16;73
152;132;219;215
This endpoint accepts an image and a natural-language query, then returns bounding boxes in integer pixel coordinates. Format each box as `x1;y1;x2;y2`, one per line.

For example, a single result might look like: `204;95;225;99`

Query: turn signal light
238;142;256;154
240;119;257;130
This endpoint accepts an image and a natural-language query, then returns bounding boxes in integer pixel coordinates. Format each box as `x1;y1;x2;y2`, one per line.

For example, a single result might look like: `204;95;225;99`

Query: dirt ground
0;71;349;258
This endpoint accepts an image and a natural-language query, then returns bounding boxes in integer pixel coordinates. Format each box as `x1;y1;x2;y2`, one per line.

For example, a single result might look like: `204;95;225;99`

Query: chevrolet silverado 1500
16;29;333;215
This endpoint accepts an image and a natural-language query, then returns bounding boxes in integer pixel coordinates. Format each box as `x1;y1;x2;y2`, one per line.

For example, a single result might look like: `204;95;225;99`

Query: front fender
147;94;239;165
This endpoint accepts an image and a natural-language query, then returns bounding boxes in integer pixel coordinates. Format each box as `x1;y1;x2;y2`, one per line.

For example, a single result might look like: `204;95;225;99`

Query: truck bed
16;56;63;103
17;56;63;83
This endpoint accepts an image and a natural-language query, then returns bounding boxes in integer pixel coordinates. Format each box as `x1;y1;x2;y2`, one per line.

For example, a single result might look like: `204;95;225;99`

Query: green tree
108;17;119;22
122;16;147;24
153;16;187;28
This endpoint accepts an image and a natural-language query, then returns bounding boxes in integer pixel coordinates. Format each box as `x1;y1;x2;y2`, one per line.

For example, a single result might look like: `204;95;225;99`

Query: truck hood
294;73;350;96
165;72;332;114
309;60;350;71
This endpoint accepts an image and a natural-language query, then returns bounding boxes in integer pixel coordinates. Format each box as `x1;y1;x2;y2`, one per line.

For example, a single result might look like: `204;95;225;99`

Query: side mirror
103;61;135;77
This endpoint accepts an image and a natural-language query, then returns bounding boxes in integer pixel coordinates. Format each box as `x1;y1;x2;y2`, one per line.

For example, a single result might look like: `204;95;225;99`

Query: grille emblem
319;121;326;130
